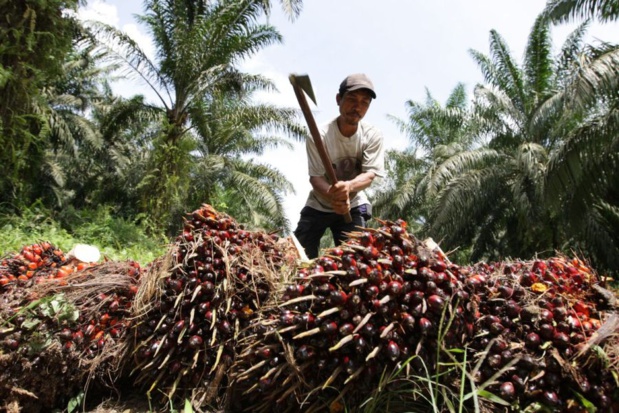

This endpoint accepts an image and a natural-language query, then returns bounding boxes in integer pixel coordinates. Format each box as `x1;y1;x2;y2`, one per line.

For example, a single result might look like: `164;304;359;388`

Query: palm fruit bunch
0;257;142;412
127;204;297;404
463;257;619;412
233;219;477;412
0;242;88;289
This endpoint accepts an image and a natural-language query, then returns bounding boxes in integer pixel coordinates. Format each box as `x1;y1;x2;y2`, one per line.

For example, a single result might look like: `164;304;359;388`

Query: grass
0;204;168;266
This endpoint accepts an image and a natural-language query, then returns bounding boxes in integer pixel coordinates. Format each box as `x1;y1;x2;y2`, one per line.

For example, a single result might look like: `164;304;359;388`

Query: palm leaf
543;0;619;23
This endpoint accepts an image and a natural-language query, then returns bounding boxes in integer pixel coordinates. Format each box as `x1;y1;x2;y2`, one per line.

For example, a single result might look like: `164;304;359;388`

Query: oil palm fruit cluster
0;259;142;410
464;257;618;411
128;204;296;402
0;242;86;289
234;219;477;412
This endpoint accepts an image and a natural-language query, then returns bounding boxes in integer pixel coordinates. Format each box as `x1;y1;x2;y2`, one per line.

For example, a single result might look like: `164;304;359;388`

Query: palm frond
543;0;619;23
564;44;619;111
545;106;619;214
523;15;554;103
487;30;527;111
87;20;172;108
426;148;501;197
556;20;589;84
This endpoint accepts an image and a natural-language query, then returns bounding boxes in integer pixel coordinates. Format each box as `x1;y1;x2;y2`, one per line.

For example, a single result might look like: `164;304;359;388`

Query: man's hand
328;181;351;214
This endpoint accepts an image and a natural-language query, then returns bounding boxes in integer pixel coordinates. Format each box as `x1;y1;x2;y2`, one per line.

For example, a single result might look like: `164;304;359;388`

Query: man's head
338;73;377;99
336;73;376;133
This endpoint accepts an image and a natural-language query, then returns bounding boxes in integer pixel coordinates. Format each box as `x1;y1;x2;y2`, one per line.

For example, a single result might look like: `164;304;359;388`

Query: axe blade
289;73;317;105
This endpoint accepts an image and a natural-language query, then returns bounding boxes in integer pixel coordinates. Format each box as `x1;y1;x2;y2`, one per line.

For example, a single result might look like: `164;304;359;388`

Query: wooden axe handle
291;83;353;223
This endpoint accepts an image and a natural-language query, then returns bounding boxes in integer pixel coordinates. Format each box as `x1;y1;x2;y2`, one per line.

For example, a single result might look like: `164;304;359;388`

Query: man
294;73;385;259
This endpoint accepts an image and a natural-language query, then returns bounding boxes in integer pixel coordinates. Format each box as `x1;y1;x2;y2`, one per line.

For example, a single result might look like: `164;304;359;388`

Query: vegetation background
0;0;618;278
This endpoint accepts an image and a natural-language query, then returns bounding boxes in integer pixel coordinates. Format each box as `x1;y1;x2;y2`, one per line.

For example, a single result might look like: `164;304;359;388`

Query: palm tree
88;0;301;231
185;88;306;232
0;0;83;209
543;0;619;23
424;16;592;262
372;84;479;235
544;41;619;271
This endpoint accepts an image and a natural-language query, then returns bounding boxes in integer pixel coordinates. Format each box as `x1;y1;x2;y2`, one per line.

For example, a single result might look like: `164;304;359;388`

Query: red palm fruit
532;260;547;274
364;285;380;299
72;331;84;345
499;382;515;400
539;323;555;340
466;275;484;290
58;328;73;341
539;308;554;323
386;341;400;361
5;338;20;350
567;315;582;330
354;336;367;352
497;284;514;298
519;272;537;286
427;295;445;313
172;320;185;334
296;345;314;361
256;347;273;359
330;247;344;257
489;322;505;336
572;300;590;317
504;300;521;317
487;354;502;368
400;312;415;331
321;321;338;335
553;306;568;322
83;324;96;337
525;332;541;349
339;323;355;336
387;280;403;296
363;246;379;260
418;318;433;334
542;390;560;407
553;332;570;348
361;323;376;338
328;290;348;306
188;335;203;349
359;232;374;246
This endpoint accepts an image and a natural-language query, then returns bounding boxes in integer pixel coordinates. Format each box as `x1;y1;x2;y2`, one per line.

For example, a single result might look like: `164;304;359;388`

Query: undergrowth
0;204;168;265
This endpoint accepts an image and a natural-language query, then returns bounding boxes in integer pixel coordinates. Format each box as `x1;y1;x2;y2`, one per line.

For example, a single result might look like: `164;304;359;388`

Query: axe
289;73;353;223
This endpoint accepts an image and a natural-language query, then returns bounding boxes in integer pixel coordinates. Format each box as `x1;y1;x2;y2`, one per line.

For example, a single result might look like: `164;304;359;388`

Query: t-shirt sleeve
362;128;385;178
307;124;328;177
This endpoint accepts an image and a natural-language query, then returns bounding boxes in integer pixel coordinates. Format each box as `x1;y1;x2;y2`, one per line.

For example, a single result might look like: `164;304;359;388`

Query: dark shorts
293;204;372;259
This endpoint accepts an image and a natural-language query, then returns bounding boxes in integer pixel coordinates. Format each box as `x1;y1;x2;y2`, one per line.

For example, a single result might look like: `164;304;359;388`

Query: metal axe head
289;73;317;105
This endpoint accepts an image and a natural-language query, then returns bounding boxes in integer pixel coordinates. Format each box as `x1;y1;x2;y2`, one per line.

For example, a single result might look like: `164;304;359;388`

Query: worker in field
294;73;385;259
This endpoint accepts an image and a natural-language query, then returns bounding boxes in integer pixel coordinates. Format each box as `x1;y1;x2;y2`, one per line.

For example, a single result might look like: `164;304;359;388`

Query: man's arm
310;171;377;215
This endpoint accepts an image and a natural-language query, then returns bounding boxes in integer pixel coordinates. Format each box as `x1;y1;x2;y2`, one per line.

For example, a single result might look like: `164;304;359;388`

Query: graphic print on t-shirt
333;157;361;181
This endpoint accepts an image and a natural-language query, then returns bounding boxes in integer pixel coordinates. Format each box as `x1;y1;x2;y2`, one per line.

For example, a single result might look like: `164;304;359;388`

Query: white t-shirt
304;118;385;213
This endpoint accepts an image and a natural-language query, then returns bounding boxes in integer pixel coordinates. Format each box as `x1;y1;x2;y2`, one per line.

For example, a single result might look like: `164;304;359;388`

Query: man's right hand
328;182;351;214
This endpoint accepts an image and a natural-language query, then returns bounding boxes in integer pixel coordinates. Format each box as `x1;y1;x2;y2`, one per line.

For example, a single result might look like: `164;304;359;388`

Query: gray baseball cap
339;73;377;99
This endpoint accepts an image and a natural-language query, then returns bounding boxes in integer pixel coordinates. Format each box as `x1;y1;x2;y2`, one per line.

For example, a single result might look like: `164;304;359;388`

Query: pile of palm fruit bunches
1;204;618;413
0;241;142;411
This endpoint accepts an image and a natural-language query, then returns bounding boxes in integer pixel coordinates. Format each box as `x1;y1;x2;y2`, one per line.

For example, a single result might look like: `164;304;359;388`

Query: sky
79;0;619;230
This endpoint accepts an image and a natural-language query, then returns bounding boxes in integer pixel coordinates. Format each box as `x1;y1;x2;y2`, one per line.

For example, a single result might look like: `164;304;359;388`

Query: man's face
337;89;373;126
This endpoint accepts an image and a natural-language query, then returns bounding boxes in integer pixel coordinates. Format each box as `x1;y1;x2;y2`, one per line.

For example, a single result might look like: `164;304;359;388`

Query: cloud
77;0;119;27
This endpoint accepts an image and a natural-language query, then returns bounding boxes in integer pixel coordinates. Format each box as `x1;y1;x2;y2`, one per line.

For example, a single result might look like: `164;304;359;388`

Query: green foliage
374;11;619;274
544;0;619;23
0;204;167;265
0;0;82;207
87;0;303;232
